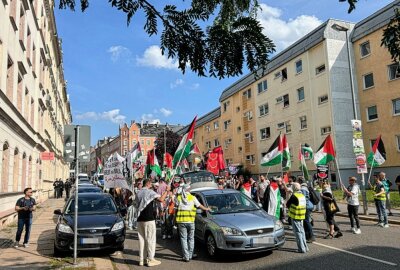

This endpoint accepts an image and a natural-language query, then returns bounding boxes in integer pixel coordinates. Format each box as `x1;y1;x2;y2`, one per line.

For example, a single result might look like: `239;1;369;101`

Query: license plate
80;237;103;244
252;236;274;246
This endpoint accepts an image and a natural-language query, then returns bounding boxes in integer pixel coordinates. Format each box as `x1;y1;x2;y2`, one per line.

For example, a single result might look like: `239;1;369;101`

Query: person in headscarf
135;179;169;267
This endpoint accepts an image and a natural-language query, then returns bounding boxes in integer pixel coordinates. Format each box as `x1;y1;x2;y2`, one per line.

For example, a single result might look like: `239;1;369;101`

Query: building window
223;120;231;130
396;135;400;152
141;139;144;145
259;103;269;117
257;80;268;94
276;96;283;104
277;122;285;129
224;138;232;149
243;89;251;99
205;125;210;132
236;106;240;112
206;141;211;149
238;146;242;153
318;95;329;104
283;94;289;107
244;111;253;121
367;105;378;121
132;131;136;135
316;64;326;75
363;73;374;89
6;56;14;100
295;60;303;74
133;140;137;145
246;155;255;165
297;87;305;102
388;63;400;81
281;68;288;81
260;127;270;140
285;121;292;133
214;121;219;129
214;139;220;147
123;139;127;146
321;126;331;135
146;139;150;145
237;126;241;133
392;98;400;115
300;116;307;130
360;41;371;57
274;71;281;79
245;132;254;143
223;101;230;112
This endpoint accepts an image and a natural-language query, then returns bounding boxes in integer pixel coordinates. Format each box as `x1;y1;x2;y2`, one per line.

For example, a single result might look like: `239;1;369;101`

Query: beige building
352;0;400;177
0;0;72;227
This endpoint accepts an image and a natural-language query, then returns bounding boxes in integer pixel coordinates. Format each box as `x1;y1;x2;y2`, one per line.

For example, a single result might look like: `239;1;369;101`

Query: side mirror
54;209;62;215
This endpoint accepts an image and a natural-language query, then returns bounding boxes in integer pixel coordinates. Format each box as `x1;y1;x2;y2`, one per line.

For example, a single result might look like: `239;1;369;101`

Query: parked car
179;170;218;190
191;189;285;257
76;186;103;194
53;193;126;255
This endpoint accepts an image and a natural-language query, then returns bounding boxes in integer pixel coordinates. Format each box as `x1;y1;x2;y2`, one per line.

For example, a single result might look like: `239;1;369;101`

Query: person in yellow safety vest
369;176;389;228
175;184;211;262
286;182;309;253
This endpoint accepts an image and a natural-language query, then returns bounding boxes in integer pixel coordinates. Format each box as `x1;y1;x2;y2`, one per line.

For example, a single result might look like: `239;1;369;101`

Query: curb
335;212;400;225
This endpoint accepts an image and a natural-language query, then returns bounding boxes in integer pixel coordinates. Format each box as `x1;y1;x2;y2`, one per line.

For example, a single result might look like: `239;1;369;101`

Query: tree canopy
154;129;181;165
59;0;400;78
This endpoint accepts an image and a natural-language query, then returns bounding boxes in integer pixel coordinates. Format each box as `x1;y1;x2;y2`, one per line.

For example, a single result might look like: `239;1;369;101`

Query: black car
76;186;103;193
54;193;126;255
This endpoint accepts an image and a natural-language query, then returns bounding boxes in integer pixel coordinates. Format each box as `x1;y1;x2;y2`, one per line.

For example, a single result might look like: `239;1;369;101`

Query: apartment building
191;107;221;156
0;0;72;227
352;0;400;178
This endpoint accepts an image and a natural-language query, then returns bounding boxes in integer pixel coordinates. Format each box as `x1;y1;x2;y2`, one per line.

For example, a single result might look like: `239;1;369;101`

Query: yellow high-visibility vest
176;194;197;223
288;193;306;220
374;185;386;201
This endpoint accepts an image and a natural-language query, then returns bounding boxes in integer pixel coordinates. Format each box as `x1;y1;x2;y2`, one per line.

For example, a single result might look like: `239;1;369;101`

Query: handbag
328;199;340;214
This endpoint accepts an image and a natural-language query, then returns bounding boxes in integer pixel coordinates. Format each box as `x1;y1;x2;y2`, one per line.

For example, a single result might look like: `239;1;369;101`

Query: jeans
303;209;314;240
292;219;308;253
15;218;32;244
347;205;360;229
374;199;388;225
137;221;157;262
385;193;391;211
178;223;195;260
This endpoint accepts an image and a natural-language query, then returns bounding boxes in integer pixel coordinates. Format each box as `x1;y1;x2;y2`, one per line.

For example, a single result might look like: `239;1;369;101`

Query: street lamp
331;23;368;215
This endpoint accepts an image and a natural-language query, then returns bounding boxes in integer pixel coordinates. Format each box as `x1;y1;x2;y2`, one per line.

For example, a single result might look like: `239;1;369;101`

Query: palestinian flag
173;116;197;167
314;135;335;166
299;145;310;180
146;149;162;177
265;182;281;220
131;142;142;162
240;182;252;198
163;152;173;169
97;157;103;174
176;159;189;174
302;144;313;160
190;143;201;155
261;135;282;166
367;135;386;167
282;134;291;171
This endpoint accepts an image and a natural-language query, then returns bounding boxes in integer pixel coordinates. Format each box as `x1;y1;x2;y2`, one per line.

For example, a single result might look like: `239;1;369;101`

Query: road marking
314;242;397;266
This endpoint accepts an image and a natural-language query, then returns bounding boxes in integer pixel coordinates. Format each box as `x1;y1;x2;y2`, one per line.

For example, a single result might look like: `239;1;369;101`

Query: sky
54;0;394;145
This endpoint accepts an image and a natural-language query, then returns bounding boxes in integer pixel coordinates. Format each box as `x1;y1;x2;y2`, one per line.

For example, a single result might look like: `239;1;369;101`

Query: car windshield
182;171;215;184
65;197;117;215
205;193;259;214
77;188;102;193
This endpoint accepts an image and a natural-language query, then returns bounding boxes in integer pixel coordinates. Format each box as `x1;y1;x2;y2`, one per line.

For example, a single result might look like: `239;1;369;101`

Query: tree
154;129;181;165
59;1;399;78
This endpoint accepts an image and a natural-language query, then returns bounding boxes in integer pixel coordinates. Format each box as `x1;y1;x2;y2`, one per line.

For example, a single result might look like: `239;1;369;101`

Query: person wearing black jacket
64;179;72;199
396;174;400;195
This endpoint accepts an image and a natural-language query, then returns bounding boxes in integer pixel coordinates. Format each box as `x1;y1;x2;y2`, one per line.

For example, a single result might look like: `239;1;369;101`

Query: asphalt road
110;213;400;270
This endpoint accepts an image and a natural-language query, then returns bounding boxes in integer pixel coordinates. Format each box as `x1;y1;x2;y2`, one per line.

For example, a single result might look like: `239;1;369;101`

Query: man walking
135;179;169;267
14;188;36;248
379;172;393;216
64;179;72;199
342;177;361;234
286;183;308;253
370;176;389;228
175;184;211;262
299;181;315;243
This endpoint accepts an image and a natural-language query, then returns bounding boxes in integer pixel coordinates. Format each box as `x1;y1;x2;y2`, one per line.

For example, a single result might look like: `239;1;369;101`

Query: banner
104;152;130;190
317;165;329;180
351;120;367;174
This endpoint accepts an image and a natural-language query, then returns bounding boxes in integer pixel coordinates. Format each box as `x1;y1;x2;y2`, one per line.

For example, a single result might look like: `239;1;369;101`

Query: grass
333;189;400;208
48;257;95;270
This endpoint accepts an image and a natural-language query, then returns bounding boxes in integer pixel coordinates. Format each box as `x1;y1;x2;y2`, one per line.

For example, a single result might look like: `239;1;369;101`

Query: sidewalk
0;198;96;270
335;201;400;225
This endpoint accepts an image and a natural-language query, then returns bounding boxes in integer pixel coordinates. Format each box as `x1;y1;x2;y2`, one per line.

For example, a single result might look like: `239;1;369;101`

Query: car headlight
221;226;243;236
274;220;284;231
111;221;125;232
58;223;74;234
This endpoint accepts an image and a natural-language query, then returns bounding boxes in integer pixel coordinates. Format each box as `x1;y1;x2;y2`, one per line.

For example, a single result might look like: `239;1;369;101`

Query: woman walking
320;182;343;239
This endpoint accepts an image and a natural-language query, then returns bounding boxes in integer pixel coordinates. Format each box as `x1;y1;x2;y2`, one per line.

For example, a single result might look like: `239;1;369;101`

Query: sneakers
23;243;29;248
354;228;361;234
378;223;384;227
388;212;393;216
383;224;389;228
147;259;161;267
14;242;19;248
162;235;166;240
167;235;172;239
350;227;356;233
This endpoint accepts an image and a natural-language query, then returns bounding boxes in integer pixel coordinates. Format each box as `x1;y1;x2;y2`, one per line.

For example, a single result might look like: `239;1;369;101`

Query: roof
219;20;329;102
176;107;221;135
351;0;399;42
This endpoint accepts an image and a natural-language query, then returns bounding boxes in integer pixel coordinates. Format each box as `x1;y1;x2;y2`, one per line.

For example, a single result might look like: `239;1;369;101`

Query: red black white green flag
367;135;386;167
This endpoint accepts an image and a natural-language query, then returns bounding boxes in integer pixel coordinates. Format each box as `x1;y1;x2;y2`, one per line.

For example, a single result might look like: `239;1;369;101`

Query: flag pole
334;158;343;189
366;155;376;186
265;166;271;181
300;144;305;179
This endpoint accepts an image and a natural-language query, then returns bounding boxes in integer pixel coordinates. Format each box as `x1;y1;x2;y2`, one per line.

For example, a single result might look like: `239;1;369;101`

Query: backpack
308;186;320;205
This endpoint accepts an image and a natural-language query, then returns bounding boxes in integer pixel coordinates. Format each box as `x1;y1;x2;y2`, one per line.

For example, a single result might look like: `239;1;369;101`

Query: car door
194;193;208;241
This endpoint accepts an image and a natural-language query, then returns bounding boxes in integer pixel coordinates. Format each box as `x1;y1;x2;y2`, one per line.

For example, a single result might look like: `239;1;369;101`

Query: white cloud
136;45;178;70
75;109;126;124
258;3;322;51
107;45;131;62
190;83;200;90
159;108;172;117
141;113;160;124
170;78;184;89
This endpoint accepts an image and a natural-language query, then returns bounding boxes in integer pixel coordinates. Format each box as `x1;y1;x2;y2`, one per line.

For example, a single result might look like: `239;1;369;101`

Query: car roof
193;188;239;196
71;192;112;199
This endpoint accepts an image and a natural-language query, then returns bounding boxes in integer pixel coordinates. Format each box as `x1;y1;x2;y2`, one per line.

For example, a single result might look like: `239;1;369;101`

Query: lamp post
331;23;368;215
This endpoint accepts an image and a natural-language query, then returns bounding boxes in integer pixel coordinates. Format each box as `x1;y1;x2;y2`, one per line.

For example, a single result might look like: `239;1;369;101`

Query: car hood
209;210;275;231
63;214;120;229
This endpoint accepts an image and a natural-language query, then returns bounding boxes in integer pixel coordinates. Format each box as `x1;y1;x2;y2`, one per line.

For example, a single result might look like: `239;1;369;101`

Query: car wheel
53;243;65;257
116;243;124;251
206;234;218;257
